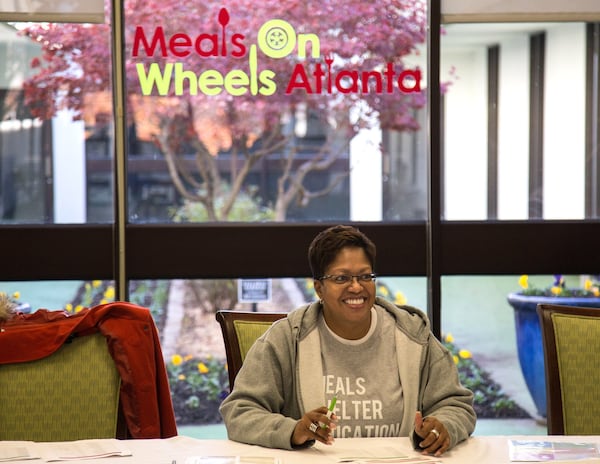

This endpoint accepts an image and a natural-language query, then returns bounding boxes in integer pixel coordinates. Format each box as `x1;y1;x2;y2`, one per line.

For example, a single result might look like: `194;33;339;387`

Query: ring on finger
430;428;440;438
308;422;319;433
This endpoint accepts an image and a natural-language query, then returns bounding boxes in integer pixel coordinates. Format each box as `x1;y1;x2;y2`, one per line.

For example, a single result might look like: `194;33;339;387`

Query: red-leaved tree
21;0;427;221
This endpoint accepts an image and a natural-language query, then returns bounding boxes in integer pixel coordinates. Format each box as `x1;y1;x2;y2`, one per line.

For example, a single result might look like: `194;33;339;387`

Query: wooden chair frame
537;303;600;435
215;310;287;391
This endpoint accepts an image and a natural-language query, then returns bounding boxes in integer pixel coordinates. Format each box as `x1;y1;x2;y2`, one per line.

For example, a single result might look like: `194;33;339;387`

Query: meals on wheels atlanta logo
132;7;421;97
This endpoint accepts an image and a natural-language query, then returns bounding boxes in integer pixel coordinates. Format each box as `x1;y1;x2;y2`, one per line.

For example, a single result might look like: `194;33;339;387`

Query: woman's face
314;246;376;339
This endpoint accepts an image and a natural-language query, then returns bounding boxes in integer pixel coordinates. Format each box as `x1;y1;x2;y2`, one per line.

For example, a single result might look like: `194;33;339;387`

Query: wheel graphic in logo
258;19;296;59
266;27;287;50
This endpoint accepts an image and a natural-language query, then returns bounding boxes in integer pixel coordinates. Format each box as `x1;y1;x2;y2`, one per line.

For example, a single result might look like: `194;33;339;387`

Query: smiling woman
314;246;376;340
219;225;476;455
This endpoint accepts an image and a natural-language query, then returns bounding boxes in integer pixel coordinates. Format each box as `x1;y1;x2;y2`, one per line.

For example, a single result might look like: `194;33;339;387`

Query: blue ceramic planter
507;293;600;418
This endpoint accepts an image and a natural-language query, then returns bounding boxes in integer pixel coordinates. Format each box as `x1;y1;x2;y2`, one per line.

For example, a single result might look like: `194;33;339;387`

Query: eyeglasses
318;273;377;285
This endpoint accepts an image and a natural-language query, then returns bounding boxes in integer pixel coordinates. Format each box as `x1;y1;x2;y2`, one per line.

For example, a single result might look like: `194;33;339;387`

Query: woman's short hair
308;225;376;279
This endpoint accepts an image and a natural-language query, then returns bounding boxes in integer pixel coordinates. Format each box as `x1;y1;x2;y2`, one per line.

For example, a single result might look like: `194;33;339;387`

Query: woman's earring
319;299;324;305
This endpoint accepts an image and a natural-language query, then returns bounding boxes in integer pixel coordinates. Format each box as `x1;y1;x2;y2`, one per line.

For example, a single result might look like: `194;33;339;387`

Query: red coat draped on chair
0;301;178;439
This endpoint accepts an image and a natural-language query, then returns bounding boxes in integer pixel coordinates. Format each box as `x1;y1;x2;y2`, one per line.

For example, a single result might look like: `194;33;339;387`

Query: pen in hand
327;395;337;417
323;395;337;427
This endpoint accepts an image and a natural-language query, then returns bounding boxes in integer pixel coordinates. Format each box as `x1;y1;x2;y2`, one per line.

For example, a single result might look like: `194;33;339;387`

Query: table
5;435;600;464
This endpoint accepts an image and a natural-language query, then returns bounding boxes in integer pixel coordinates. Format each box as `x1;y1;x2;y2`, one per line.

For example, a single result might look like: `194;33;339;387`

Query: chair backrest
0;332;124;441
215;310;287;391
537;303;600;435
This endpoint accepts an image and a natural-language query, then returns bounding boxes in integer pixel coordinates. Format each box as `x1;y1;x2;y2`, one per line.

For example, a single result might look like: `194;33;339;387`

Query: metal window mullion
487;45;499;219
586;23;600;218
529;33;545;219
111;0;128;301
427;0;442;338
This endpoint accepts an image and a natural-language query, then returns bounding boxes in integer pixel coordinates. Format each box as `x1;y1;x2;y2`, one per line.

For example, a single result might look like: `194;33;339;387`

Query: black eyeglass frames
318;273;377;285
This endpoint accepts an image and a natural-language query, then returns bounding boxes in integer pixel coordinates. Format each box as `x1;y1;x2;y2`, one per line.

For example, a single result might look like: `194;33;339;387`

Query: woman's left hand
414;411;450;456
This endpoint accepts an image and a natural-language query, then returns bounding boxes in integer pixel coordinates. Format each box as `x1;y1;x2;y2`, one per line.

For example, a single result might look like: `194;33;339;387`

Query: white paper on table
315;445;440;463
185;457;282;464
35;439;132;462
0;443;40;462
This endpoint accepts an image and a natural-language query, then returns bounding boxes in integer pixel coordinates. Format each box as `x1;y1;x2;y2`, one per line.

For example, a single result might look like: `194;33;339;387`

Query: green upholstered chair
215;310;287;391
0;331;124;441
537;303;600;435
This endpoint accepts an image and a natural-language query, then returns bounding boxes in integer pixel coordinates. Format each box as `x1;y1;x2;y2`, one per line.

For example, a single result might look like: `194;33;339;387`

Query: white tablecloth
5;435;600;464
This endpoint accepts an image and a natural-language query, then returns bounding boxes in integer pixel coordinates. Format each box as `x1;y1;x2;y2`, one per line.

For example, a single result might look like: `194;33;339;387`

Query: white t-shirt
319;306;404;438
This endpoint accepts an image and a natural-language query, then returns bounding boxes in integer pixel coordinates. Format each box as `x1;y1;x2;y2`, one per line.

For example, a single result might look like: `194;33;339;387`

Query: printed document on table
313;444;440;463
0;442;40;462
508;440;600;462
337;457;440;463
185;457;282;464
35;439;132;462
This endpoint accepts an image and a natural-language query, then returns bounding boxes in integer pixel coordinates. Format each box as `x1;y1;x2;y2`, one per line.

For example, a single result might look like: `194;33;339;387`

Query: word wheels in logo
258;19;296;59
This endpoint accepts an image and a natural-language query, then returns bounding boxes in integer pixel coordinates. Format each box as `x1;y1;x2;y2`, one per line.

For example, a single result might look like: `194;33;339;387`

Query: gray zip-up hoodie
219;297;476;450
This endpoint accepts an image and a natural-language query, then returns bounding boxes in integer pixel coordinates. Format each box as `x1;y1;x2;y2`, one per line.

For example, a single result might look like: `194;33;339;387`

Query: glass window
124;1;428;223
0;19;114;224
0;280;114;313
0;24;45;223
441;22;596;220
441;274;600;435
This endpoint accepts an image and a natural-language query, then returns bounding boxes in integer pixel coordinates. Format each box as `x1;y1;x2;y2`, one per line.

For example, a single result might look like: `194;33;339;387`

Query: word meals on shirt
319;308;404;438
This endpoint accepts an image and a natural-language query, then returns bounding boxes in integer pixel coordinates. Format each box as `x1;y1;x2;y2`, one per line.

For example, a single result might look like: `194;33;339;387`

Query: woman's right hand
291;406;337;446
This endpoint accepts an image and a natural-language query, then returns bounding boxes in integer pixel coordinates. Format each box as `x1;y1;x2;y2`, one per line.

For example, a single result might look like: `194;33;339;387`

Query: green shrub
166;354;229;424
442;335;530;419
